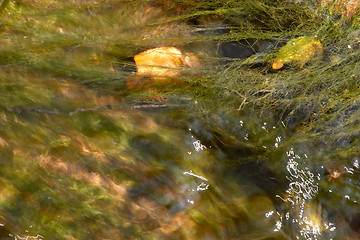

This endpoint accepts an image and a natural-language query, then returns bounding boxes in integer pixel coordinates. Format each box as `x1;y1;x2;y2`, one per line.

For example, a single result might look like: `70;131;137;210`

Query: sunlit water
181;118;360;240
0;1;360;240
1;91;360;239
2;102;359;239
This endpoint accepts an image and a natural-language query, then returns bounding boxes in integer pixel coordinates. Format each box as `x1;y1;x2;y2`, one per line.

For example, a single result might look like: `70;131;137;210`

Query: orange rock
134;47;201;76
134;47;185;77
272;61;284;70
129;47;201;89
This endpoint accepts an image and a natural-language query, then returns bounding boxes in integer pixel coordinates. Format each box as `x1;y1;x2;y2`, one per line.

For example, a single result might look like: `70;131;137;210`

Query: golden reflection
37;155;127;198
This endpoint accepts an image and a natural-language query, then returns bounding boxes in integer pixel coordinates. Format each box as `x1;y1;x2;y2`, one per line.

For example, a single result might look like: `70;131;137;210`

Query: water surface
0;1;360;239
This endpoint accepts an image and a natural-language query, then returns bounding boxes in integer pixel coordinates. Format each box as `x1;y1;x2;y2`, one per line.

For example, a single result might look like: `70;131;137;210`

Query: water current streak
183;170;208;182
0;103;182;115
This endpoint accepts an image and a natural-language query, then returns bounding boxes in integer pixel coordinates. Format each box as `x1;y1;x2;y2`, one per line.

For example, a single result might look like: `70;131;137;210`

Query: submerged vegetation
0;0;360;239
271;35;323;69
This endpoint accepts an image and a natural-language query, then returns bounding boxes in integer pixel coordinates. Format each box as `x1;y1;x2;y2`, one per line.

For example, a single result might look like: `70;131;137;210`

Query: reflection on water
0;94;359;239
12;234;43;240
0;0;360;239
183;170;209;205
1;94;359;239
269;147;335;240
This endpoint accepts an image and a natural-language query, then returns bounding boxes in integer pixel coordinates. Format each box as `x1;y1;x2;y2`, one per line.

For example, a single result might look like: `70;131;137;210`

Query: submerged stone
134;47;200;77
272;36;323;70
128;47;200;88
134;47;184;77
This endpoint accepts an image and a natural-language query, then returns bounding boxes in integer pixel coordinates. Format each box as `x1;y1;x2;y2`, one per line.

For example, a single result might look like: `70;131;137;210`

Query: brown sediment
318;0;360;21
326;165;347;181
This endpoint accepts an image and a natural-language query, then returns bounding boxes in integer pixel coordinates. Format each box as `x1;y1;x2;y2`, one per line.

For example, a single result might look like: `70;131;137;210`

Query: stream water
0;1;360;240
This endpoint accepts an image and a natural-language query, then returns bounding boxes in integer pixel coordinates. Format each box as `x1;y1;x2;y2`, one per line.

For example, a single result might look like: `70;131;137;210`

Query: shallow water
0;1;360;240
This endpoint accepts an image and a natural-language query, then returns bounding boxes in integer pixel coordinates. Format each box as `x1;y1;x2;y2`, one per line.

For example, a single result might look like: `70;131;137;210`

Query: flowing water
0;1;360;239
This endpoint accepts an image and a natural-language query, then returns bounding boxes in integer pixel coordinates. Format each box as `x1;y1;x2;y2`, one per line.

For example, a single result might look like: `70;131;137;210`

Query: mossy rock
272;36;323;70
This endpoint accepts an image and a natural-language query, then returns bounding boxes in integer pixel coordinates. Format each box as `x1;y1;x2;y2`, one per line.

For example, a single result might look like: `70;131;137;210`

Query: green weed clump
163;0;360;162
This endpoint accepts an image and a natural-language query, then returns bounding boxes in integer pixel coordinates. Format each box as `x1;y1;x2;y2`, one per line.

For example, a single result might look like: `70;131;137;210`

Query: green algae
272;35;323;69
0;0;359;239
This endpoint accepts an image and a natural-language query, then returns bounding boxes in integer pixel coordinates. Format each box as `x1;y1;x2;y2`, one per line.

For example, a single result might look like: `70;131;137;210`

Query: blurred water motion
0;0;360;239
2;100;358;239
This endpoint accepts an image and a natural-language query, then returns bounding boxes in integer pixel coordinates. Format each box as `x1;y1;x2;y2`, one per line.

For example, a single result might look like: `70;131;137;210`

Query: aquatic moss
0;0;359;239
